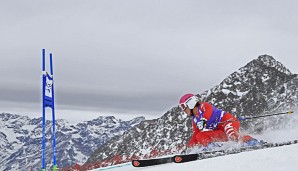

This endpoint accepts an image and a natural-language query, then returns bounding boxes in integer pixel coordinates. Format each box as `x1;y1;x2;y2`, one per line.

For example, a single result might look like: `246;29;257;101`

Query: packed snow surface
92;144;298;171
92;114;298;171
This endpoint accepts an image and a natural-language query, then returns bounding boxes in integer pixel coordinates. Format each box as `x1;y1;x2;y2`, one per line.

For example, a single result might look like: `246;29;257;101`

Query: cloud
1;0;298;122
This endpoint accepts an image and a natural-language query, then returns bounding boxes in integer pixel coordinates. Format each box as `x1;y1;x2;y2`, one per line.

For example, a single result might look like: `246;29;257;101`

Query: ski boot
243;138;265;147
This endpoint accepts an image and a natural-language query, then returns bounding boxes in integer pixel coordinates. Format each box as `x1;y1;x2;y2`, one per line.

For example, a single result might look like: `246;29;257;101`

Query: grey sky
1;0;298;123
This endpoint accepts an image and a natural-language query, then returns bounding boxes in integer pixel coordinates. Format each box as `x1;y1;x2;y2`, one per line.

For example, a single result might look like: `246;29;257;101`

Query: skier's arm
192;120;200;133
194;102;213;130
187;121;201;147
200;102;213;120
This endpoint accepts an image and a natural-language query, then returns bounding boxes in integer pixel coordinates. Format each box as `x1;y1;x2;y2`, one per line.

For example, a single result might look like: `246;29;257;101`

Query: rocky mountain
201;55;297;116
85;55;298;168
0;113;145;171
200;55;298;131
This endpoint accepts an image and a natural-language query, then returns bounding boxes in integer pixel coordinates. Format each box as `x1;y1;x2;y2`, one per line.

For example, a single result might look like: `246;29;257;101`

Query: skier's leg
187;133;199;147
195;130;228;146
219;113;254;142
219;113;241;141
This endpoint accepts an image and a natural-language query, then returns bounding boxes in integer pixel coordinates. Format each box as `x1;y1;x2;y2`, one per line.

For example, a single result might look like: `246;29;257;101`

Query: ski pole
237;111;293;121
219;111;294;124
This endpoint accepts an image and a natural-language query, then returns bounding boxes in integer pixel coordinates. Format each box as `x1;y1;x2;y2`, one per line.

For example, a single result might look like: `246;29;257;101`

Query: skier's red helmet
179;94;199;110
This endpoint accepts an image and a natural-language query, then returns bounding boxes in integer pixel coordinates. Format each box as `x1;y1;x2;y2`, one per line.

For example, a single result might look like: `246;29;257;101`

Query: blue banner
43;72;53;108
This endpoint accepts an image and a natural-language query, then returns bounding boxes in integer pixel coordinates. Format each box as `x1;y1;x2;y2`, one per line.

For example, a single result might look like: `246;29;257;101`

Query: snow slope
91;114;298;171
93;144;298;171
92;144;298;171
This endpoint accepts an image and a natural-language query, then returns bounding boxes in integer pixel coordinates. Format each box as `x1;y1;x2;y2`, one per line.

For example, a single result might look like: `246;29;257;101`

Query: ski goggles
179;96;199;111
179;103;188;110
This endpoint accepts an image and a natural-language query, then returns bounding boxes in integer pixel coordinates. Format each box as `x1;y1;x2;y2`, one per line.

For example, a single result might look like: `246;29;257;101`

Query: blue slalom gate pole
41;49;57;171
49;53;57;171
42;49;46;171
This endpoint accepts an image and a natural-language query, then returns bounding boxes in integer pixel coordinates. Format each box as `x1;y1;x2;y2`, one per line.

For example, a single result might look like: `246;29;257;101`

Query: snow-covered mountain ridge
85;55;298;168
201;55;297;116
0;113;145;171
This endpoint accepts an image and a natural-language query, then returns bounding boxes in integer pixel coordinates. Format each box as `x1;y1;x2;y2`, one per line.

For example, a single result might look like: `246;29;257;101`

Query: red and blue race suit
188;102;252;147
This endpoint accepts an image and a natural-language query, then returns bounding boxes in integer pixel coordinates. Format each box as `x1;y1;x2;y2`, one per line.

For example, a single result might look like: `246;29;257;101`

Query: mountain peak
128;116;146;127
257;54;275;61
201;54;297;116
244;54;292;75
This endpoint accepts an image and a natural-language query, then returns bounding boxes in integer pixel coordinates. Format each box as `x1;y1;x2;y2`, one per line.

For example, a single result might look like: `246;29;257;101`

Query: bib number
196;118;207;130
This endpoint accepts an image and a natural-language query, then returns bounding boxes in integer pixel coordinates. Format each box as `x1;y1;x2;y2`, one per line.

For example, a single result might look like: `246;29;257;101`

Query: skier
179;93;260;149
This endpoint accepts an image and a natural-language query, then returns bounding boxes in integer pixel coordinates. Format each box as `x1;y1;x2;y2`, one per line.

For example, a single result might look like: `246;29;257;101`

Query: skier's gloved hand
196;118;207;130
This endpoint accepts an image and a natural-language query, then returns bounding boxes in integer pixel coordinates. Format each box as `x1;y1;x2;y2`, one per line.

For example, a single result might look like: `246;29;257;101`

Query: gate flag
44;72;53;107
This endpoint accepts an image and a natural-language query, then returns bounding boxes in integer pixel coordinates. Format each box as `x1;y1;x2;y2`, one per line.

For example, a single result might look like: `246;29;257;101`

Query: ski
132;156;173;167
132;140;298;167
173;153;198;163
174;140;298;163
